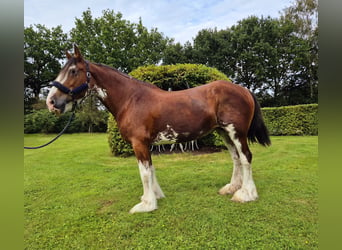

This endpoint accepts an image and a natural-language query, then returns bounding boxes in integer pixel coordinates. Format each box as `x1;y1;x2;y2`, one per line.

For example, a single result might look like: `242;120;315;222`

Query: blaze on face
46;45;88;114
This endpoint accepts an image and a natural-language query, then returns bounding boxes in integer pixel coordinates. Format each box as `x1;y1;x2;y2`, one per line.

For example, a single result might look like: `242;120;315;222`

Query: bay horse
46;45;271;213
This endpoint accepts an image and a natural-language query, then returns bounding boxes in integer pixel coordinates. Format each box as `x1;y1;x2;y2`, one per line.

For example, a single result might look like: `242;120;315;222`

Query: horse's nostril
49;99;55;105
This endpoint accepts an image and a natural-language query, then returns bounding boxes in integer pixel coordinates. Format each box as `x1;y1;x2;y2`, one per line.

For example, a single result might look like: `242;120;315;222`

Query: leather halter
50;60;91;98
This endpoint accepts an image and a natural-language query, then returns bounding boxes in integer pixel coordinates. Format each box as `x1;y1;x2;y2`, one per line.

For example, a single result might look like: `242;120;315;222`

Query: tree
24;24;69;113
70;9;170;73
186;15;316;106
281;0;318;40
192;28;234;77
75;95;108;133
162;41;195;65
280;0;318;104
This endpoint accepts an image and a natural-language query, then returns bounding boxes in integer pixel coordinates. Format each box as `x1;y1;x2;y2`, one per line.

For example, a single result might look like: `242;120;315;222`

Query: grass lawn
24;134;318;249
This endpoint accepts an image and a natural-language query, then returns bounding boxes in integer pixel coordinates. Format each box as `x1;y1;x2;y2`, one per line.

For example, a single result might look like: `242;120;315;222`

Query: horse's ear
73;44;83;60
66;50;72;60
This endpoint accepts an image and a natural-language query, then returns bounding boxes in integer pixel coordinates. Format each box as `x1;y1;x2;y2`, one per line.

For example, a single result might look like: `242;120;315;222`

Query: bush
130;64;230;90
24;109;59;133
107;115;133;157
107;64;230;156
24;109;108;134
262;104;318;136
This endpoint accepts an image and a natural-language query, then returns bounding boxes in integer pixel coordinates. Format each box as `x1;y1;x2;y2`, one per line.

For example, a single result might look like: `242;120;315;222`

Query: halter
24;61;92;150
50;60;91;98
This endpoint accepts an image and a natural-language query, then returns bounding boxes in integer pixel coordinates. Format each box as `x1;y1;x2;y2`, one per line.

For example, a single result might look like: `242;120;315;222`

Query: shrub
107;115;133;157
24;109;108;134
130;64;230;90
262;104;318;136
24;109;59;133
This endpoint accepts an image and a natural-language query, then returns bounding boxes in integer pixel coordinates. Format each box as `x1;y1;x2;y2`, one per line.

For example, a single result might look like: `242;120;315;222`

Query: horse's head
46;44;90;114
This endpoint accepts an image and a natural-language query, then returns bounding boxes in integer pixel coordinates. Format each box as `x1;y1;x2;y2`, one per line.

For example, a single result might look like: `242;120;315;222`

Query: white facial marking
55;71;68;84
94;85;107;100
54;65;76;86
153;124;179;145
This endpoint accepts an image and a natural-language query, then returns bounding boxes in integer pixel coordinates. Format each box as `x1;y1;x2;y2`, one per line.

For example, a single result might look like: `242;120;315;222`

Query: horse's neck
89;63;141;117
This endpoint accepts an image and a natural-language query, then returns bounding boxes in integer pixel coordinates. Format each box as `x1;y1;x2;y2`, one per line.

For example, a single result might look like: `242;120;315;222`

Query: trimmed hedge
130;63;230;90
262;104;318;136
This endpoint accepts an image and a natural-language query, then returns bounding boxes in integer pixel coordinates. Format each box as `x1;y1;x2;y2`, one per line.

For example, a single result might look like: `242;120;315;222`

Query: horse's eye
70;69;76;75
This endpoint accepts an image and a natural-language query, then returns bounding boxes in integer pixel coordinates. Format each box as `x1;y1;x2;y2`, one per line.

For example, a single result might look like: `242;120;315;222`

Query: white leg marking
130;161;158;213
219;143;242;195
224;124;258;202
151;166;165;199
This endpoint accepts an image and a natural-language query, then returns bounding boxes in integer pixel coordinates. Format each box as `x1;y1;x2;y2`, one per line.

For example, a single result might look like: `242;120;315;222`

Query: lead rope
24;60;92;149
24;101;78;149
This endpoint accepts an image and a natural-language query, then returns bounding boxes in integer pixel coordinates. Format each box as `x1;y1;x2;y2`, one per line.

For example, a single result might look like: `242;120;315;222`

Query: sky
24;0;293;44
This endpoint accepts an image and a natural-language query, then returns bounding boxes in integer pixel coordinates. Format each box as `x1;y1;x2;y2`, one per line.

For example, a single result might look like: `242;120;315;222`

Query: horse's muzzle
46;96;66;114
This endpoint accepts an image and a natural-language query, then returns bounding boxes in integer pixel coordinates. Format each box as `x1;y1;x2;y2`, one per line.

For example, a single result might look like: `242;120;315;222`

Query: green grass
24;134;318;249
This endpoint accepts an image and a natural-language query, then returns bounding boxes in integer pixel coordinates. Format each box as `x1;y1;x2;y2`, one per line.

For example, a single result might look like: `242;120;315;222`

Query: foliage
24;109;59;133
262;104;318;136
280;0;318;39
130;63;230;90
24;108;108;134
107;64;230;157
280;0;318;105
24;24;70;113
162;41;194;65
70;9;170;73
163;9;318;107
107;114;133;157
24;134;318;249
75;96;109;133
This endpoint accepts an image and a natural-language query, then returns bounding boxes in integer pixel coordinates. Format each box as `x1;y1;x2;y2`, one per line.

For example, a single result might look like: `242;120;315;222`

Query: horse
46;45;271;213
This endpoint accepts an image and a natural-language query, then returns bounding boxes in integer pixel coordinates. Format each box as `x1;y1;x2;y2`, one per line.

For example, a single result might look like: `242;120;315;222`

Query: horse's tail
247;92;271;146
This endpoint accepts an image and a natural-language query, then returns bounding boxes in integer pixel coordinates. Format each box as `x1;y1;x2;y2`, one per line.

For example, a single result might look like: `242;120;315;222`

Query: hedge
130;63;230;90
262;104;318;136
24;109;108;134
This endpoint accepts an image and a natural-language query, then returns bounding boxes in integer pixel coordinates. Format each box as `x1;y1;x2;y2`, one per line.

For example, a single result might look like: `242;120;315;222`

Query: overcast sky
24;0;293;44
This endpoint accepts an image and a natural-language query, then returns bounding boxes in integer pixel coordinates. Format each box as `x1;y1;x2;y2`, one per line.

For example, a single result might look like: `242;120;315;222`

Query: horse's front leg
130;141;162;213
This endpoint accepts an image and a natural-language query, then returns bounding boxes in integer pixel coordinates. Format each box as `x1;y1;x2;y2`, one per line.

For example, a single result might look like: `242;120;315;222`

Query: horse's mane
94;63;159;89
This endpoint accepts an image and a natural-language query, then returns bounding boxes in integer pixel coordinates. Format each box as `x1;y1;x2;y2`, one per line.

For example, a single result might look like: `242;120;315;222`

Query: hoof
231;187;258;203
129;202;157;214
218;183;241;195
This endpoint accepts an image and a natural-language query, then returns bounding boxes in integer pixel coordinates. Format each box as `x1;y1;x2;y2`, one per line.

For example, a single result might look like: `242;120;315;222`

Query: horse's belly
152;123;214;145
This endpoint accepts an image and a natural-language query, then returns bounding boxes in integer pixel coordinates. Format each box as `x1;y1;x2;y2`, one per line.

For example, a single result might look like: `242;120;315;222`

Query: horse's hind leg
222;124;258;202
216;128;242;195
